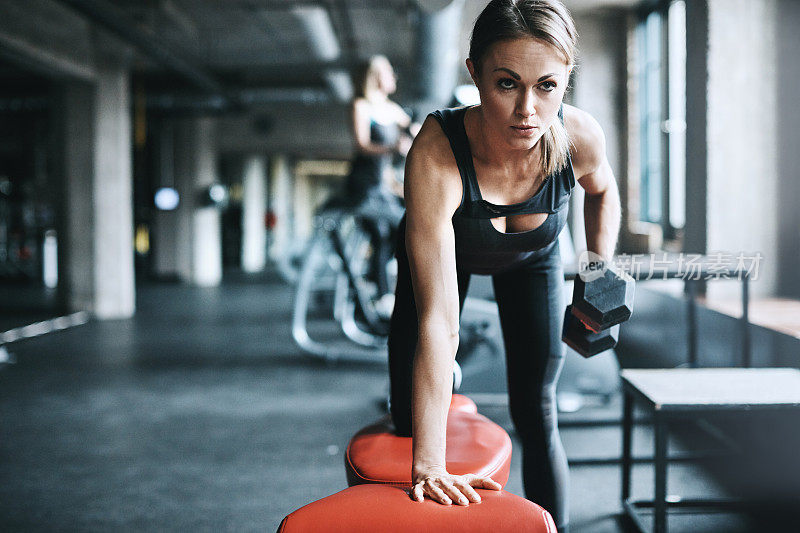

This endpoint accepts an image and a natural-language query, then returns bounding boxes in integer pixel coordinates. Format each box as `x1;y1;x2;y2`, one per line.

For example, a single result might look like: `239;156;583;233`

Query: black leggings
360;217;393;297
387;231;570;530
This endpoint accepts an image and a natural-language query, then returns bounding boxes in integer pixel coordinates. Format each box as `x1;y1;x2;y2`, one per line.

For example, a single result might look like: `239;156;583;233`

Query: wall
570;10;629;254
705;0;779;299
216;103;352;160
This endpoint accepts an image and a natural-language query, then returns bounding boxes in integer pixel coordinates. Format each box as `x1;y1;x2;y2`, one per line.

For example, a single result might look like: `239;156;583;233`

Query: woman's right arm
404;117;502;506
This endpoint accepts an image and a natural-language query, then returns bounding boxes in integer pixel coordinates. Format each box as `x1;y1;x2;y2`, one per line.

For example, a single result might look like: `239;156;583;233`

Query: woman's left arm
569;109;621;261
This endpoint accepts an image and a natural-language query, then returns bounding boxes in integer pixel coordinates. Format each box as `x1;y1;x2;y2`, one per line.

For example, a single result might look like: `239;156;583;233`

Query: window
636;0;686;239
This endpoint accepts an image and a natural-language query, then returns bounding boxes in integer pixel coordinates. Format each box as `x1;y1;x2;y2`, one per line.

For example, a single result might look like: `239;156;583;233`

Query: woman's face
375;59;397;95
468;38;571;151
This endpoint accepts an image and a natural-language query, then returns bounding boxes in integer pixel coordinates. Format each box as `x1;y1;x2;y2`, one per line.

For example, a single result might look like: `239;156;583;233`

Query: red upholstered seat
449;393;478;414
277;484;556;533
344;410;512;488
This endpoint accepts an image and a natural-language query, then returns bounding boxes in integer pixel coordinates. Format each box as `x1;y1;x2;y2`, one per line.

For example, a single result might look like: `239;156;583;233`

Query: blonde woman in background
346;55;417;303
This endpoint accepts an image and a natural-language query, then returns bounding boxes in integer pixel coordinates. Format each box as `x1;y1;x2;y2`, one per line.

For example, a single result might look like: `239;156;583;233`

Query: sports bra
429;105;575;274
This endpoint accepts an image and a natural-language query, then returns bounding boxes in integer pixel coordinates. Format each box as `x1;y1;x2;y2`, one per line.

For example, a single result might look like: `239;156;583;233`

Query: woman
346;55;416;300
386;1;620;531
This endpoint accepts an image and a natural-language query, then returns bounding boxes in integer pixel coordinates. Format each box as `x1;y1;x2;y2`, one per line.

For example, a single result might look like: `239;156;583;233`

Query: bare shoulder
562;104;607;178
404;115;462;216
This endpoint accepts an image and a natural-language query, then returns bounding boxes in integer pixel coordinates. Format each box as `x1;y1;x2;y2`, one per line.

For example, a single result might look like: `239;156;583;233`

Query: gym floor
0;272;789;532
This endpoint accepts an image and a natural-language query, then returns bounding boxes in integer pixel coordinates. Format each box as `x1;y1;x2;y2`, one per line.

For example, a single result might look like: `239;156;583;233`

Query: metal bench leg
622;391;633;502
654;415;668;533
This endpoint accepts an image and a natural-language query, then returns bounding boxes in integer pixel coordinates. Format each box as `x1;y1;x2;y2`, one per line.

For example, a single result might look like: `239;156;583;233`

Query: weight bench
620;367;800;533
345;395;511;488
278;394;553;531
277;484;556;532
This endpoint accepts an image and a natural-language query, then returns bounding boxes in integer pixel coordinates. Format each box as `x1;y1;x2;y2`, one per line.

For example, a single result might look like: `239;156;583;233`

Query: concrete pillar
683;0;708;256
93;67;135;317
705;0;778;299
173;117;222;287
240;156;267;273
58;66;135;319
776;0;800;298
268;155;292;263
413;0;464;115
59;82;95;313
293;170;314;245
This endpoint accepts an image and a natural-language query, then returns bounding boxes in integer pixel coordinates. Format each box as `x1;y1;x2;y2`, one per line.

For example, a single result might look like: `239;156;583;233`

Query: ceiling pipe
412;0;464;116
0;86;334;115
147;88;332;114
57;0;236;108
290;4;353;102
291;5;341;61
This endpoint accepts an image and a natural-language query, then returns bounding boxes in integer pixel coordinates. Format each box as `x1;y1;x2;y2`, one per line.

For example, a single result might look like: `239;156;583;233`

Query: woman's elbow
418;321;460;356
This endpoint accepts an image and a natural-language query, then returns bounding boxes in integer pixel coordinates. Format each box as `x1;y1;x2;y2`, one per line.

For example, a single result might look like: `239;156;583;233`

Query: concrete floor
0;272;793;532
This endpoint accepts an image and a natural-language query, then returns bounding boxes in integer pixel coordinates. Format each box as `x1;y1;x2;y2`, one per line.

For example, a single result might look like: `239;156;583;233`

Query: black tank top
347;115;400;199
430;105;575;274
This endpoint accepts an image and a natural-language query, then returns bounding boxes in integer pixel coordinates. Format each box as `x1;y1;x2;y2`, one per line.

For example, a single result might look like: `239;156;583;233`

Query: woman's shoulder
404;115;462;207
562;104;607;179
407;115;459;174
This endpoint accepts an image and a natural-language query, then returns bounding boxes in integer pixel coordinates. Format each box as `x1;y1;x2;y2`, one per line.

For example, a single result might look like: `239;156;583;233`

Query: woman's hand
411;466;502;505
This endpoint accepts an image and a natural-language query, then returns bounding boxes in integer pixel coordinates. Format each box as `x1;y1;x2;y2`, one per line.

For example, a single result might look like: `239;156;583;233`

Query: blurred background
0;0;799;531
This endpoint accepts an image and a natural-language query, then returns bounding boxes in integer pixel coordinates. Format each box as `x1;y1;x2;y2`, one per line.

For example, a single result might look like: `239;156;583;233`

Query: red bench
449;392;478;414
277;484;557;533
278;394;556;532
344;408;512;488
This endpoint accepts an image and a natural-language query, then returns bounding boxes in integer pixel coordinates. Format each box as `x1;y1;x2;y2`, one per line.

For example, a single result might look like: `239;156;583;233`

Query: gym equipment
562;264;634;358
562;304;619;358
344;409;512;488
449;392;478;414
276;484;557;533
555;227;621;406
279;394;554;532
292;206;396;362
570;265;635;332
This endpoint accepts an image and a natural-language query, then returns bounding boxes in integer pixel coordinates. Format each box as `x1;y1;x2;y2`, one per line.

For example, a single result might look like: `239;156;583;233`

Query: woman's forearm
583;181;621;261
410;330;458;474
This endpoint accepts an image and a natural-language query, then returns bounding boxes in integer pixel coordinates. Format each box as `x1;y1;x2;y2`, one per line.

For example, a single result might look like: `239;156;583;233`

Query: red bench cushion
345;410;512;488
277;484;556;533
450;393;478;414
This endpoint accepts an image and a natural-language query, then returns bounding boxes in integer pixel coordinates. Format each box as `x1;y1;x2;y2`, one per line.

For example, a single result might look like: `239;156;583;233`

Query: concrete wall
216;104;352;159
569;10;629;255
705;0;779;299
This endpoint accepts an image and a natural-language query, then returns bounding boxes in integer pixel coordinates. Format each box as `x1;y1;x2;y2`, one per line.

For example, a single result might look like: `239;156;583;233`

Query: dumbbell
562;264;635;358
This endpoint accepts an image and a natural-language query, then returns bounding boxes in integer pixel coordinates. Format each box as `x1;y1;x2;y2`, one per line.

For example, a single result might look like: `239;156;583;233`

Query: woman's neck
469;106;541;174
365;90;388;104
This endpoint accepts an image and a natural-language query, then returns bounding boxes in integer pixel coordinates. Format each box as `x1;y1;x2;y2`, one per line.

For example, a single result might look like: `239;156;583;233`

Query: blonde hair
353;55;391;99
469;0;578;177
